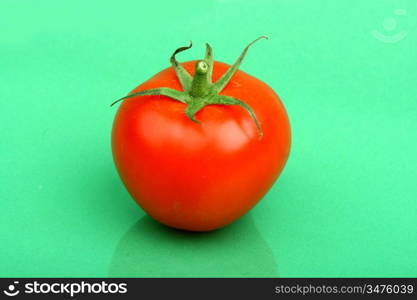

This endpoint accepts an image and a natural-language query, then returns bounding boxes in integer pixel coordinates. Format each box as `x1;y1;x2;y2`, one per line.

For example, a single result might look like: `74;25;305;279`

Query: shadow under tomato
108;214;278;277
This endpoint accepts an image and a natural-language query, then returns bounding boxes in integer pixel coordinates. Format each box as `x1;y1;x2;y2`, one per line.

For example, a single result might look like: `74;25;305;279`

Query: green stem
113;37;268;138
190;61;210;98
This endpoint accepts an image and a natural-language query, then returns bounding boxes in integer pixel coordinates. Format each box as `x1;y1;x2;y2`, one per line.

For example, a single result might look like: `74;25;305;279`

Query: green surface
1;0;416;277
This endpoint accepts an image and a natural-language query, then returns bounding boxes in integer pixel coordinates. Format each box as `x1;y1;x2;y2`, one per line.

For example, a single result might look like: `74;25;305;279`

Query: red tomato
112;40;290;231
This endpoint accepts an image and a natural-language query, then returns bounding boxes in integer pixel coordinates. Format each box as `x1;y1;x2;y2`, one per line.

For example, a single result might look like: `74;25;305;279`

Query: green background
1;0;416;277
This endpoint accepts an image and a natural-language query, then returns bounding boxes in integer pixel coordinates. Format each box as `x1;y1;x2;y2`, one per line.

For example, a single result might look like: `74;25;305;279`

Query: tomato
111;37;291;231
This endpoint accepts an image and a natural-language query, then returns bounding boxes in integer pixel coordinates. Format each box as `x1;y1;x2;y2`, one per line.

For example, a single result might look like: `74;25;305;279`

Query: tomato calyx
111;36;268;137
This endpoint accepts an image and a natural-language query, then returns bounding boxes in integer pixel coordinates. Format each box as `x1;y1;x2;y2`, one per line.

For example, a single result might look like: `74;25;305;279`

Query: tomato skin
111;61;291;231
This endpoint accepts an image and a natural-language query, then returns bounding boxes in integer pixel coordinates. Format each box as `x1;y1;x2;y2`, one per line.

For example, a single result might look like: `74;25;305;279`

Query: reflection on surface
109;214;278;277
